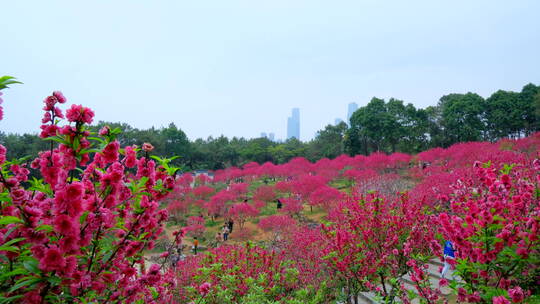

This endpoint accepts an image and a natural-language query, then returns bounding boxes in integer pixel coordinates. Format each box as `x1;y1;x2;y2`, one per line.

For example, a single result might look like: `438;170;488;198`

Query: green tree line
1;83;538;170
346;83;539;155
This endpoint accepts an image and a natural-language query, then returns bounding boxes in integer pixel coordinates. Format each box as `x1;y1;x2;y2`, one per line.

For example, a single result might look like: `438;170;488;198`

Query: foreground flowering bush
173;243;330;303
439;160;540;303
0;89;177;303
322;192;441;303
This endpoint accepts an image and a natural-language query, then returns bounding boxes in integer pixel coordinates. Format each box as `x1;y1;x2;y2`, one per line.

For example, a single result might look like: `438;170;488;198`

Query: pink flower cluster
0;92;3;120
66;104;94;124
0;92;178;303
439;159;539;303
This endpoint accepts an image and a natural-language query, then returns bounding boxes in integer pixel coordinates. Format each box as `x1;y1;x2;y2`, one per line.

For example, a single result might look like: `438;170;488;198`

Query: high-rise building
347;102;358;122
335;118;343;125
268;133;275;141
287;117;292;139
260;132;267;138
286;108;300;140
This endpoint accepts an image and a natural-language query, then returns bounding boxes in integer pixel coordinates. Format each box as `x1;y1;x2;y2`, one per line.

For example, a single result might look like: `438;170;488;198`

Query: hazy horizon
2;1;539;141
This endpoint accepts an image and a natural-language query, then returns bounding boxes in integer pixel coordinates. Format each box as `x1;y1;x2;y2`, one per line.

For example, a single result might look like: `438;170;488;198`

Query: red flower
508;286;524;303
0;144;5;165
493;296;511;304
53;91;67;103
198;282;211;296
101;141;120;163
54;214;80;236
66;104;94;124
39;247;66;272
65;182;84;202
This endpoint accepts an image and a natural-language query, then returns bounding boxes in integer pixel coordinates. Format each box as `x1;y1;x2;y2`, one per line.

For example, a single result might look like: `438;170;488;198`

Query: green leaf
0;295;24;304
0;216;23;225
8;277;43;293
73;137;80;150
47;276;62;285
43;136;68;145
110;127;122;135
150;286;159;299
0;246;18;252
35;225;53;232
0;76;23;90
0;268;28;281
80;211;90;225
23;259;40;274
79;148;101;154
2;237;26;247
150;155;163;162
0;193;12;203
7;156;31;165
88;137;105;144
3;226;17;240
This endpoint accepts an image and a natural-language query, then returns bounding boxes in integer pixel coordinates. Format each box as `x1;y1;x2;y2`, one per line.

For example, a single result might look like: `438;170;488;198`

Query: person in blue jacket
441;240;455;278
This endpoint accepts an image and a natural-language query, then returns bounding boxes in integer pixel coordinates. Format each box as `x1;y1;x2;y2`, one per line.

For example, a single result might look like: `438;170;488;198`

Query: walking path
352;258;458;304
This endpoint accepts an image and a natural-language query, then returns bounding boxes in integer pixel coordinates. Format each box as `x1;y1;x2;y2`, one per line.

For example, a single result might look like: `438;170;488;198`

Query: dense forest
1;83;539;170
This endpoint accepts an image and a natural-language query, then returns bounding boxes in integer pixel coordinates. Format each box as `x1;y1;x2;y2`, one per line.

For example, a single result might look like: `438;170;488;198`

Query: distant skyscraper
347;102;358;122
335;118;343;125
260;132;267;138
268;133;275;141
286;108;300;140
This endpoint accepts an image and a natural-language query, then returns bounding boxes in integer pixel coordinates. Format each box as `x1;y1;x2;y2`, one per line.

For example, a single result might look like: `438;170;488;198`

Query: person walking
193;237;199;255
441;240;455;278
172;247;185;267
228;218;234;234
222;225;230;241
171;249;180;268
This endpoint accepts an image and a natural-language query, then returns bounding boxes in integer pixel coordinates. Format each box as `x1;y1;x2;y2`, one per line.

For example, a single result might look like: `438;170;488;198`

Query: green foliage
307;122;347;160
0;76;22;90
150;155;182;175
347;97;432;154
438;92;486;145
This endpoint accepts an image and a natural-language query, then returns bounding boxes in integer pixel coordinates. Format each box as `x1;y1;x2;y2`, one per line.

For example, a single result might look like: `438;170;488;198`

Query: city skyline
347;102;358;123
287;108;300;140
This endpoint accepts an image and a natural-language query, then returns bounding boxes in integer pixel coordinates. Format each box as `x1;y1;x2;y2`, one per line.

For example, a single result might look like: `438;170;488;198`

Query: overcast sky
1;0;539;141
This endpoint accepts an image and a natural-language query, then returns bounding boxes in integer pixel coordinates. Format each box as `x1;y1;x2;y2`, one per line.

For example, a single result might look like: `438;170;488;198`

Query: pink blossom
54;214;80;236
142;142;154;152
508;286;524;303
0;144;7;165
101;141;120;163
198;282;211;296
99;126;110;136
39;247;66;272
53;91;67;103
123;145;137;168
65;182;84;202
493;296;511;304
66;104;94;124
